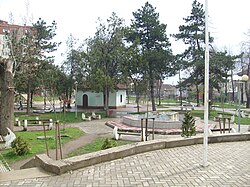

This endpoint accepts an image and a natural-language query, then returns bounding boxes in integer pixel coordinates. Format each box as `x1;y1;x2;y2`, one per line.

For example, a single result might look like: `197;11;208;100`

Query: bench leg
112;127;119;140
23;120;28;131
48;119;53;130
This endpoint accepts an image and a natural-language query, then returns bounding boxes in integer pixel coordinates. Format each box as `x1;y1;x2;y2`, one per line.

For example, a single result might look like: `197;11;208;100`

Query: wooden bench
23;119;54;131
211;105;219;110
91;112;101;120
82;113;91;121
113;127;149;141
241;111;249;118
214;113;234;122
118;131;143;136
181;103;194;110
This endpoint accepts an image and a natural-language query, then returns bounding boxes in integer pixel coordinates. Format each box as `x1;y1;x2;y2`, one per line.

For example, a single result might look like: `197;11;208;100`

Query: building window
2;28;9;33
120;95;122;103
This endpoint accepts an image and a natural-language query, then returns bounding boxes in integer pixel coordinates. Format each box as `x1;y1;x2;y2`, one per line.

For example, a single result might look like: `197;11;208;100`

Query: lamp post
203;0;209;167
234;74;249;133
74;81;78;118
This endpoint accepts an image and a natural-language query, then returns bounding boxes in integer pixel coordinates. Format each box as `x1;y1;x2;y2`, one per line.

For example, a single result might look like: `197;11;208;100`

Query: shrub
181;112;196;137
101;138;117;150
11;136;31;156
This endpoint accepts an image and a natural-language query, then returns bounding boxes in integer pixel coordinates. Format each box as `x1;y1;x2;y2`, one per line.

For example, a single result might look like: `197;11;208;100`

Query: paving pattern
0;160;9;173
1;141;250;187
0;153;10;173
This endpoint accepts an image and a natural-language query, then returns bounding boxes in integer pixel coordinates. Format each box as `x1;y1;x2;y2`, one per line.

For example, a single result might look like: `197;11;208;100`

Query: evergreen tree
181;112;196;137
174;0;236;107
173;0;208;106
127;2;173;111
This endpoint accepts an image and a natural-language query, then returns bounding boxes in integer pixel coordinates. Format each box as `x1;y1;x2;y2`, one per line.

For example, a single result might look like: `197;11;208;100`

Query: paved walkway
1;141;250;186
0;160;10;173
1;103;249;186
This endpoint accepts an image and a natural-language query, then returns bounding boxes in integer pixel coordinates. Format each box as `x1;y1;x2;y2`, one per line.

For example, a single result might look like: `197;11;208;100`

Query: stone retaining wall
21;133;250;175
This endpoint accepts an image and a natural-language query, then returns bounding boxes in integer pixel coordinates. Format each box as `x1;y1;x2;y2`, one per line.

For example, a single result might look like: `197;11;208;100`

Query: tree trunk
180;87;183;106
225;77;228;103
134;83;140;113
0;60;14;136
150;84;156;111
149;79;156;111
30;91;33;108
66;89;71;109
179;72;183;106
231;71;235;102
68;88;72;109
136;96;140;113
104;87;109;116
126;88;130;104
157;80;162;106
196;84;200;107
44;88;47;110
26;80;31;114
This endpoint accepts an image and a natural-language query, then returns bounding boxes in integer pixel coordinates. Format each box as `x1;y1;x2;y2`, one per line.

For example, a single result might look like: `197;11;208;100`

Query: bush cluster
181;112;196;137
11;136;31;156
101;138;117;150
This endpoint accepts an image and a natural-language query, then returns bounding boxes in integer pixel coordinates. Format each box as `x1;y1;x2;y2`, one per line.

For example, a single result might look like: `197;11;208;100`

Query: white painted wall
115;90;126;107
76;90;126;108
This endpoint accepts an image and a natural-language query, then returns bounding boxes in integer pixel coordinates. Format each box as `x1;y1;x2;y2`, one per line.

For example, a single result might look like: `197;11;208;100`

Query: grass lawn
0;127;83;165
190;110;220;120
212;102;245;109
128;97;180;104
157;103;180;107
234;116;250;124
190;110;250;125
68;137;133;158
14;111;106;124
32;96;46;102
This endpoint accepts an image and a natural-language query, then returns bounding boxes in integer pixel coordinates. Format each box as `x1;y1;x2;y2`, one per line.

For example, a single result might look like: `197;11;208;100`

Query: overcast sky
1;0;250;84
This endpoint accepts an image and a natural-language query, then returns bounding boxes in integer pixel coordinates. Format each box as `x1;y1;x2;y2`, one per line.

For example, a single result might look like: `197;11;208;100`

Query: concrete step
0;167;54;182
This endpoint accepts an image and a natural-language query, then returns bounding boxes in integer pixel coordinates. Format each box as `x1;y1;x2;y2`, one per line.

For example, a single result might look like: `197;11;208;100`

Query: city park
0;0;250;185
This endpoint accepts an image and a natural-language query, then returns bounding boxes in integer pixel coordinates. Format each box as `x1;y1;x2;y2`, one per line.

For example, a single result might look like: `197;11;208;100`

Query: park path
9;104;250;170
10;118;117;170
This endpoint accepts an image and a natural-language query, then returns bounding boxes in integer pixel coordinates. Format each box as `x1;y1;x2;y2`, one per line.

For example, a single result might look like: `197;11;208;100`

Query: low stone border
105;120;216;135
21;133;250;175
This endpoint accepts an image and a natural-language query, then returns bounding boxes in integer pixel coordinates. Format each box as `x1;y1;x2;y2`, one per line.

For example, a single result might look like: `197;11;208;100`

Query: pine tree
181;112;196;137
127;2;173;111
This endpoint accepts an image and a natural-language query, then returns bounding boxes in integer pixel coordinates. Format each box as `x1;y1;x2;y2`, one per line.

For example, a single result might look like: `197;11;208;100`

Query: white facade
76;90;126;109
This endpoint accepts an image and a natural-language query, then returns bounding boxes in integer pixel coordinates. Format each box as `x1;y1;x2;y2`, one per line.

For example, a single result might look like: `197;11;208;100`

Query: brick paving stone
1;141;250;186
0;159;10;173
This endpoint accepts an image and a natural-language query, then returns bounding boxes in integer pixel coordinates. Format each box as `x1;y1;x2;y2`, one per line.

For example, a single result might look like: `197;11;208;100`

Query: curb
21;132;250;175
0;167;54;182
